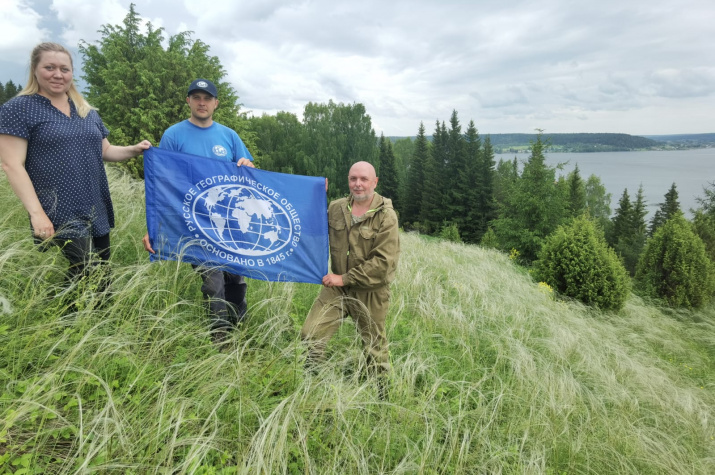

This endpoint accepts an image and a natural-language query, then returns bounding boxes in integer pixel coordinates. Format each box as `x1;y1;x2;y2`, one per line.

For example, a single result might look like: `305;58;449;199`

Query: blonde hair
19;42;95;118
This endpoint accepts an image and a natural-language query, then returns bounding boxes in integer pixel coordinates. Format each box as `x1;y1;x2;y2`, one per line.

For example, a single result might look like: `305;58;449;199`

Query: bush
692;210;715;264
439;222;461;243
480;227;499;249
635;213;715;308
534;215;630;311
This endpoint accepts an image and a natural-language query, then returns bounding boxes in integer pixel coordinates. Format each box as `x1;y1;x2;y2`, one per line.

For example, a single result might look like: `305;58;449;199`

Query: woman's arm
0;134;54;237
101;138;152;162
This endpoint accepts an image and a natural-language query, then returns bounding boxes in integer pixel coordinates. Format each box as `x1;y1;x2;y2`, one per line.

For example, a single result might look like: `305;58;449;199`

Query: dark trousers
192;266;248;331
42;233;111;285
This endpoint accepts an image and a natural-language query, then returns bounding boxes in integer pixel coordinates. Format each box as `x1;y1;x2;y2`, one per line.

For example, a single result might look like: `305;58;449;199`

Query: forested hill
486;133;657;152
389;132;661;153
645;133;715;145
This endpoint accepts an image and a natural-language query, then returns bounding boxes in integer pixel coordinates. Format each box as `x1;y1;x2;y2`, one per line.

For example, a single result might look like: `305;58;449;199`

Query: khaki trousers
301;286;391;375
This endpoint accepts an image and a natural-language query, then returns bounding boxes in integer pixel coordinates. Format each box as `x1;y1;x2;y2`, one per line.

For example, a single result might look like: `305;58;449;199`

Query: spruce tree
420;121;447;233
1;80;21;105
377;134;400;210
445;110;469;232
491;132;564;262
636;213;715;308
566;165;587;218
468;126;497;243
649;182;681;236
609;189;632;247
403;123;428;227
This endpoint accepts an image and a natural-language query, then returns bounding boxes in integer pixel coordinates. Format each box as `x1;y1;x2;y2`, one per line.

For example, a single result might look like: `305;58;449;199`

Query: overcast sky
2;0;714;136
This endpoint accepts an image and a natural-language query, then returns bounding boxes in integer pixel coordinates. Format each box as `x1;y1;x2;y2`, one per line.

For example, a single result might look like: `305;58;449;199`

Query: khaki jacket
328;193;400;290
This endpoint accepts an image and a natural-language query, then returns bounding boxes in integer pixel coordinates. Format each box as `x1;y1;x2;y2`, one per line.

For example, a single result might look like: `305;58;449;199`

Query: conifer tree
466;125;497;243
445;110;469;231
692;181;715;263
420;121;447;233
609;189;632;247
0;80;21;105
494;156;519;210
377;134;400;210
566;164;587;218
391;137;414;215
403;122;428;227
491;132;564;262
636;213;715;308
649;182;680;236
79;4;252;178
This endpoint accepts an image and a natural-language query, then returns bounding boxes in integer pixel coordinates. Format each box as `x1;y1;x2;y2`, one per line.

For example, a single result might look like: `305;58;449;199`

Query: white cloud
4;0;713;135
0;0;50;63
50;0;128;46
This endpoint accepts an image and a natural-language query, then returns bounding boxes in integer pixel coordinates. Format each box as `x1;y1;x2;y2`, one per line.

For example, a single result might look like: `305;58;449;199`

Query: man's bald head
348;161;379;203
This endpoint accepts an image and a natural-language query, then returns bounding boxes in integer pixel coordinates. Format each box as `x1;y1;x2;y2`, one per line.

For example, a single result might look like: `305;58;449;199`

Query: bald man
301;161;400;398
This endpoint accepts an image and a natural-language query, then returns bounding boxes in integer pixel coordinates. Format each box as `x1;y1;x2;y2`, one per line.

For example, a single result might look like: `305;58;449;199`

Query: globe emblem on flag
193;184;293;256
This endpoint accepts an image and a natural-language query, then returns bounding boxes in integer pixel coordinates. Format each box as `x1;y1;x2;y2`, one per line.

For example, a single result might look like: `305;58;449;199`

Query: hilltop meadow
1;168;714;474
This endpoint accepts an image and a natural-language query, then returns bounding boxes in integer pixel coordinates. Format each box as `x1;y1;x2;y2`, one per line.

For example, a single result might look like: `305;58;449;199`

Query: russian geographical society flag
143;147;328;284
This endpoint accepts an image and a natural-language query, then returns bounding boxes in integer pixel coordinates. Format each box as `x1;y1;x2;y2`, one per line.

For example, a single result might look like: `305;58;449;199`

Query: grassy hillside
1;167;714;474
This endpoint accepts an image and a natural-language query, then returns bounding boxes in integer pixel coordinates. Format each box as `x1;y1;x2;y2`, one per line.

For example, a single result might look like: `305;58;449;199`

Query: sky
1;0;714;137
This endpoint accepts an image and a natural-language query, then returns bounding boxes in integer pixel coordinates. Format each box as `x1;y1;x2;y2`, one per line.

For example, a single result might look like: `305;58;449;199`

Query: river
494;148;715;219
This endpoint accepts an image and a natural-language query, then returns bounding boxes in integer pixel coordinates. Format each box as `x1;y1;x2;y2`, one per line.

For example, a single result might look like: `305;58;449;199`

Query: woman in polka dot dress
0;42;151;284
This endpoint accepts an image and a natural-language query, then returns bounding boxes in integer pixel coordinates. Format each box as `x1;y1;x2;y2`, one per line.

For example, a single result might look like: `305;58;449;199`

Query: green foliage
0;80;22;105
377;134;399;209
79;4;254;178
401;123;428;226
444;111;469;229
692;210;715;264
439;221;462;243
585;174;611;221
391;137;414;213
296;100;377;200
534;215;630;311
649;182;681;236
635;213;715;308
488;132;659;152
491;132;566;262
420;121;447;230
249;111;302;174
609;186;647;275
480;227;499;248
692;182;715;263
493;156;519;208
462;122;497;244
566;165;587;218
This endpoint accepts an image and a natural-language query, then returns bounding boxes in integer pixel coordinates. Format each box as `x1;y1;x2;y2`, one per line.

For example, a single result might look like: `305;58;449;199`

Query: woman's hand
30;211;54;239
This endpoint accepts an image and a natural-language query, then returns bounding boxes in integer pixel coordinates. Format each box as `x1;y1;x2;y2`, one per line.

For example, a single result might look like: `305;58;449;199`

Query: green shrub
439;221;462;243
635;213;715;308
692;210;715;264
480;227;499;249
534;215;630;311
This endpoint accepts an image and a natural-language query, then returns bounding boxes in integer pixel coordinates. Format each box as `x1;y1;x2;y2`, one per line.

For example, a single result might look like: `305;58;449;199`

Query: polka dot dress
0;94;112;238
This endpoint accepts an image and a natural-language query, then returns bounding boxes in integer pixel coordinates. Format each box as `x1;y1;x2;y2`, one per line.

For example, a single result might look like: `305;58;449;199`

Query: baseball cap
187;78;218;97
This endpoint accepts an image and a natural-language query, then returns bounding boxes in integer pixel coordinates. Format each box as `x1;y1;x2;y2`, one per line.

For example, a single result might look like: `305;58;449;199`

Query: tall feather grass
0;167;713;473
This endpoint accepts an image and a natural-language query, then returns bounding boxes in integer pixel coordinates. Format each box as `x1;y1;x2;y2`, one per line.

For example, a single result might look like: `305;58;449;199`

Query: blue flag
144;147;328;284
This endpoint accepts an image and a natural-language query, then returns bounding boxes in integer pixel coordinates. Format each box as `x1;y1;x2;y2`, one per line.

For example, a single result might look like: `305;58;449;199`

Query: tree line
0;80;23;106
4;4;713;310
